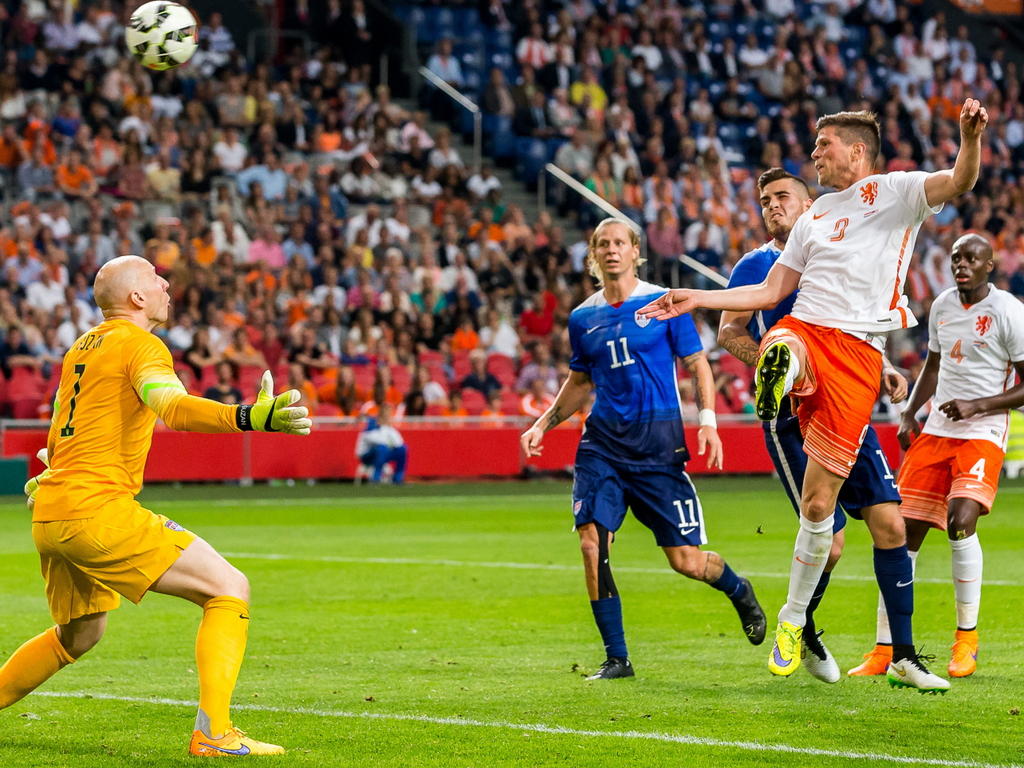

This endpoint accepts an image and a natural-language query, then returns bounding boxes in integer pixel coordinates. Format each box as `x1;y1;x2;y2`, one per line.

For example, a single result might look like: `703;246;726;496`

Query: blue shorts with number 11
572;453;707;548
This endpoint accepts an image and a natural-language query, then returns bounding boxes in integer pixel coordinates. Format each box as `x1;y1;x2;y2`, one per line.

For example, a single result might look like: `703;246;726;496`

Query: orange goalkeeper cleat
189;726;285;756
948;629;979;678
847;644;893;676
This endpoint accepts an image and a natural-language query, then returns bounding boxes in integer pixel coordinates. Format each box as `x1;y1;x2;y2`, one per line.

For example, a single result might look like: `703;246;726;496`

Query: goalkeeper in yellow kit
3;255;311;757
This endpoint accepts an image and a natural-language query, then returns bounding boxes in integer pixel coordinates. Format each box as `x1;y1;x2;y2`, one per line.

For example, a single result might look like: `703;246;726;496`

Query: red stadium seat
460;388;486;415
390;364;412;394
7;366;45;401
500;389;520;414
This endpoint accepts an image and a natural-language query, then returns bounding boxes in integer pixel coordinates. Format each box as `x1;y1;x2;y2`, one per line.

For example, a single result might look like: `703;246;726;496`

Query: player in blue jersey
520;218;766;680
717;168;907;682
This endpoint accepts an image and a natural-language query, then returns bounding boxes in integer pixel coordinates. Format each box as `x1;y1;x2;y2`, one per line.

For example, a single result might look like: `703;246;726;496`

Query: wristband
236;404;254;431
698;408;717;428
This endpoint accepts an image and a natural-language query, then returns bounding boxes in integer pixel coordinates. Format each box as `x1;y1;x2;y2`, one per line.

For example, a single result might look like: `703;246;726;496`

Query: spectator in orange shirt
468;207;505;243
191;226;217;267
333;365;368;416
222;327;267;369
372;364;404;407
146;220;181;273
286;362;319;411
520;377;555;418
480;390;506;426
55;148;97;199
449;314;480;353
442;390;469;419
0;124;25;170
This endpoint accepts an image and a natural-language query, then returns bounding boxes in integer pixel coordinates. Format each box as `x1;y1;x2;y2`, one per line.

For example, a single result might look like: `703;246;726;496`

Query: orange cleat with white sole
847;644;893;676
948;629;979;678
189;726;285;757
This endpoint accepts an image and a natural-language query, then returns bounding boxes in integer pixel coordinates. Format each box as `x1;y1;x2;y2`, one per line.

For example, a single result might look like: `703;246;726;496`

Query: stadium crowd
0;0;1020;423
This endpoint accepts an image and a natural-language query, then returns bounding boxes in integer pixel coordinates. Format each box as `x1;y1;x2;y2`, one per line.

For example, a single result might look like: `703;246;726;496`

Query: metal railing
540;163;728;288
418;66;481;174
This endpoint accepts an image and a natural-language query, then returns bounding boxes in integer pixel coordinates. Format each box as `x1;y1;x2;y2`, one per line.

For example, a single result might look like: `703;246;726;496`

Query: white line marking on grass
33;691;1021;768
154;494;568;508
220;552;1021;587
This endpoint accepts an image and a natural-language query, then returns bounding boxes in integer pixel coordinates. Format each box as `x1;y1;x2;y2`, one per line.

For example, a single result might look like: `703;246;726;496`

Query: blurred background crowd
0;0;1020;422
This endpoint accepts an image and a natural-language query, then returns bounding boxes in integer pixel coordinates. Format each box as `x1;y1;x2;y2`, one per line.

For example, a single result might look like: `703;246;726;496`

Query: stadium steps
402;99;584;242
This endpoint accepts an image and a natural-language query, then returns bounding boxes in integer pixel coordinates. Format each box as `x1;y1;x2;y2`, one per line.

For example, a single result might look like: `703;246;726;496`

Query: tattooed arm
520;370;593;457
717;309;759;366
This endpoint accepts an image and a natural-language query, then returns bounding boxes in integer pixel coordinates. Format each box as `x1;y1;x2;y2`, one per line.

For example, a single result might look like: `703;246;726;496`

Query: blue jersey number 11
606;337;636;369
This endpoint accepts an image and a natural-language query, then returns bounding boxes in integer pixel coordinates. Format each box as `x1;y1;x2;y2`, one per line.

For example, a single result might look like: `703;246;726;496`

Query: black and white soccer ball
125;2;199;71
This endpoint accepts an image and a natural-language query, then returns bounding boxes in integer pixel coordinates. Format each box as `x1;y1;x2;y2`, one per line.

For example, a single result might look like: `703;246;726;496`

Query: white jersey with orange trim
777;171;942;337
922;285;1024;449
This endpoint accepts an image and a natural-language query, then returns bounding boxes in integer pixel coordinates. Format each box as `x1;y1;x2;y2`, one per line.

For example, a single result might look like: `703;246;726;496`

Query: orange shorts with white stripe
898;433;1004;530
759;315;882;478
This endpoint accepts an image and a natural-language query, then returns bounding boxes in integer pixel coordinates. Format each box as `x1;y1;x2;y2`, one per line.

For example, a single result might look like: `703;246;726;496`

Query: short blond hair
586;217;645;285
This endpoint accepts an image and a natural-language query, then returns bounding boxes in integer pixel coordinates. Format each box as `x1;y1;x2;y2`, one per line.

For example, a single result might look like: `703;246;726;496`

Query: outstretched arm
639;263;801;320
924;99;988;208
520;370;593;457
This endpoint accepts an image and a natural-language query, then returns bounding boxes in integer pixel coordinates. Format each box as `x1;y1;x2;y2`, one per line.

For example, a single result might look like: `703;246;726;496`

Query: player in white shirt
855;234;1024;679
640;99;988;692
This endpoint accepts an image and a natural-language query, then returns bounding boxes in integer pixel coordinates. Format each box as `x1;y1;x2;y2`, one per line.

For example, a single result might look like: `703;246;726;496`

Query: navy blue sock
874;546;914;649
710;563;743;600
590;596;627;659
803;570;831;650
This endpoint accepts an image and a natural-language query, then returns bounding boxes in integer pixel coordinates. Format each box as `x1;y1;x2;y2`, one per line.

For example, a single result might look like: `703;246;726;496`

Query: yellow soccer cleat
948;629;979;678
768;621;803;676
189;726;285;757
847;644;893;676
754;342;792;421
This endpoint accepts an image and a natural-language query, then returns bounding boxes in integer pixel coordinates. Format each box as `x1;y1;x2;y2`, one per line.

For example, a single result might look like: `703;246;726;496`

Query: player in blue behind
717;168;907;682
520;218;766;680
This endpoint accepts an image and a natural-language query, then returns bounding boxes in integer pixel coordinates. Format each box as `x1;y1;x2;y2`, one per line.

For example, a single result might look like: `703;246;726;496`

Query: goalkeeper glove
235;371;312;435
24;448;50;511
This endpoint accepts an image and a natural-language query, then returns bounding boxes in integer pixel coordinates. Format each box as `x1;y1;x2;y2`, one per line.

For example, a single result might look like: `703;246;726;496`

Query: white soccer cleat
802;635;840;684
886;657;950;694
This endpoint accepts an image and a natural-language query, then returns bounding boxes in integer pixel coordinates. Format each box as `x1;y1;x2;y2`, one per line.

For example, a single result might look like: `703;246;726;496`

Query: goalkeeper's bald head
95;255;171;329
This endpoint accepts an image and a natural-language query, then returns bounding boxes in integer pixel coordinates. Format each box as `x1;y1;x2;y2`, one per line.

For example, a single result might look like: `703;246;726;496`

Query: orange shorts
898;433;1004;530
760;316;882;478
32;500;196;624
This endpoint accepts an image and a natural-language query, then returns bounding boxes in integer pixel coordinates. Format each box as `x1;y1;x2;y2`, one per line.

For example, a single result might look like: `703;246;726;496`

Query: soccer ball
125;2;199;71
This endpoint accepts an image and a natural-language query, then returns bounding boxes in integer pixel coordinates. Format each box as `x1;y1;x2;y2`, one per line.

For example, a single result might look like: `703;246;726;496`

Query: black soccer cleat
732;577;767;645
586;657;635;680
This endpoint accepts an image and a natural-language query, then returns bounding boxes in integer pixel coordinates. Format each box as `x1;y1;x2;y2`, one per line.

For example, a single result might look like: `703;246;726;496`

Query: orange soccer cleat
948;629;979;678
847;644;893;676
189;726;285;757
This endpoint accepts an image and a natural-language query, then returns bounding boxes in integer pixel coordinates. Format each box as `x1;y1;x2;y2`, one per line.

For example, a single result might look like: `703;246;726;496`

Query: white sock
778;514;833;627
950;534;982;630
783;350;801;394
876;549;918;644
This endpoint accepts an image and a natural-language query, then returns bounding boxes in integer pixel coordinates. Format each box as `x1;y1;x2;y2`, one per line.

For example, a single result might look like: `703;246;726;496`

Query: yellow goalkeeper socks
0;626;76;709
195;595;250;738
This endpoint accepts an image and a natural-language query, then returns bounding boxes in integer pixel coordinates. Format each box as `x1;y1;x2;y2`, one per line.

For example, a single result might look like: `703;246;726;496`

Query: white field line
32;691;1021;768
221;552;1021;587
147;486;1024;508
157;494;569;507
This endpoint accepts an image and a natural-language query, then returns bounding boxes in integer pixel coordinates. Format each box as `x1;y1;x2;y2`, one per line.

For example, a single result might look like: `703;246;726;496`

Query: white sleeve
1002;297;1024;362
927;297;942;353
887;171;943;222
776;213;809;274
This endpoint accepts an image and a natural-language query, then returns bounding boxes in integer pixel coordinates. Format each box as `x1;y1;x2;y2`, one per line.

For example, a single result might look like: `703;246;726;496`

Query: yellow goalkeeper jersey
34;318;239;522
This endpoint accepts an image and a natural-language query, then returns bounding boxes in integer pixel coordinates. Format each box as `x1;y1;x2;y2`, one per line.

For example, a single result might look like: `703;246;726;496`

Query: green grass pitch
1;476;1023;767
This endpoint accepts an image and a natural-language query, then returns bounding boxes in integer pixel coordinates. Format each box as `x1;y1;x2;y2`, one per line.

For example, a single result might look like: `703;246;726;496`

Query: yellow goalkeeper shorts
32;500;197;624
